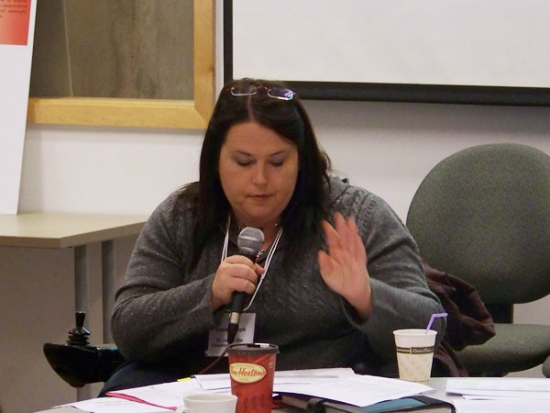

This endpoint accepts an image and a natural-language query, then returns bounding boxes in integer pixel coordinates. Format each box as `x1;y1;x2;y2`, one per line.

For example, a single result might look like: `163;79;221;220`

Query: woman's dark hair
182;78;331;268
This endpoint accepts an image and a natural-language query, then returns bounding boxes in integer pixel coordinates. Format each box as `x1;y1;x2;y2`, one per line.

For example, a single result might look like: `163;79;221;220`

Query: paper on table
274;367;356;378
107;369;432;410
193;367;357;390
462;390;550;400
188;373;231;391
274;367;357;382
107;380;213;410
453;398;550;413
446;377;550;399
273;374;434;407
60;397;172;413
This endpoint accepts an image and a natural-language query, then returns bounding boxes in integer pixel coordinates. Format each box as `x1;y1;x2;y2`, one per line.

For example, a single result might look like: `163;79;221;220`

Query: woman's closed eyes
234;153;287;168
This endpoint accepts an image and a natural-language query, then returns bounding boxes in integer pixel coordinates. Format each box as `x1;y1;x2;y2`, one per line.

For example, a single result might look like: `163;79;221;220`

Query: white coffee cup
393;329;437;383
175;393;238;413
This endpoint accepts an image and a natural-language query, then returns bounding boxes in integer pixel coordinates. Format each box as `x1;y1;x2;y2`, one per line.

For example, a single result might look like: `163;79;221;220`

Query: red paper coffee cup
226;343;279;413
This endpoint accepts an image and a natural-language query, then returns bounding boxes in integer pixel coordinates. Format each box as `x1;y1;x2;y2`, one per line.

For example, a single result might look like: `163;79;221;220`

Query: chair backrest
406;143;550;322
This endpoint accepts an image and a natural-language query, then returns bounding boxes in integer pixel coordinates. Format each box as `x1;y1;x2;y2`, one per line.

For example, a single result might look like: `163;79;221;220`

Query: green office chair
406;143;550;376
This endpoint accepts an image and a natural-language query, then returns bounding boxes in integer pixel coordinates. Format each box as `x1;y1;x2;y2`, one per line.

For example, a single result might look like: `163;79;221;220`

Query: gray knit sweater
111;177;445;376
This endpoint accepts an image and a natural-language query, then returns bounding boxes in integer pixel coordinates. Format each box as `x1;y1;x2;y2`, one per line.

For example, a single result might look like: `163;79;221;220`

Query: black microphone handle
230;290;247;314
230;249;258;313
227;250;259;344
238;251;260;263
228;291;246;344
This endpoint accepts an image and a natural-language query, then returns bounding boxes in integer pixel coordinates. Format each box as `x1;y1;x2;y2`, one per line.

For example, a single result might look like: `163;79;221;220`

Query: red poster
0;0;31;45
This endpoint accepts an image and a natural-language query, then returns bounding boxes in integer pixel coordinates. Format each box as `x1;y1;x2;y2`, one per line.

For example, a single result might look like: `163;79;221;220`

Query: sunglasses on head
228;84;295;101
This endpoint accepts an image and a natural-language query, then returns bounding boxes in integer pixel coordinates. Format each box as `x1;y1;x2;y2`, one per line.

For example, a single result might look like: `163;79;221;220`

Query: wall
19;101;550;221
2;3;550;413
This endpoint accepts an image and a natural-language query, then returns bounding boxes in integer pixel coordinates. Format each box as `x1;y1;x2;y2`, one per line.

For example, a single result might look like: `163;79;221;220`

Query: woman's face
219;121;299;229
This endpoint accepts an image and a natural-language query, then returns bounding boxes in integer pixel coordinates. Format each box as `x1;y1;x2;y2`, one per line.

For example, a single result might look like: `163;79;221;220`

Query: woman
102;78;445;393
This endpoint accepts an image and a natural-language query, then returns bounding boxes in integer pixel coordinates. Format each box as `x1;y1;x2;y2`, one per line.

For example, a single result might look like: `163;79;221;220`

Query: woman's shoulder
328;175;375;203
149;185;199;226
327;176;394;217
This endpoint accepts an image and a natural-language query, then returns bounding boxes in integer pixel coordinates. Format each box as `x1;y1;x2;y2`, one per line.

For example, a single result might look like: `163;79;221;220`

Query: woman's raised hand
318;212;373;320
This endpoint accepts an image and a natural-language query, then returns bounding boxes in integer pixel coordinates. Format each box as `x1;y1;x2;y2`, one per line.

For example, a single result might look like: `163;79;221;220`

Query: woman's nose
252;164;268;184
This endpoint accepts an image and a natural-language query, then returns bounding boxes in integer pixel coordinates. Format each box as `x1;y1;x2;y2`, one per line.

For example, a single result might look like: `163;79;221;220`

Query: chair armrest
43;343;125;388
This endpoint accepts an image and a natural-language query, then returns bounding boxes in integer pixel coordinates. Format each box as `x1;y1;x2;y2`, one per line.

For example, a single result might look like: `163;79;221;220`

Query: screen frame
224;0;550;106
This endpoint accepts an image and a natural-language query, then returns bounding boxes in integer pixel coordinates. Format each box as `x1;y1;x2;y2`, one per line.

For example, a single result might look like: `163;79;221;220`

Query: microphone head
238;227;265;257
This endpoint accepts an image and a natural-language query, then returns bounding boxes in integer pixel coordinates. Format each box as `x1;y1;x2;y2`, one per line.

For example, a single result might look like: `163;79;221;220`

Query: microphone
227;226;264;344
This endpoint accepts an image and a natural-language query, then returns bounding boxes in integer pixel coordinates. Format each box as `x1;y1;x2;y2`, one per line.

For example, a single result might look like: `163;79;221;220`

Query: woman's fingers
211;256;263;310
318;213;372;319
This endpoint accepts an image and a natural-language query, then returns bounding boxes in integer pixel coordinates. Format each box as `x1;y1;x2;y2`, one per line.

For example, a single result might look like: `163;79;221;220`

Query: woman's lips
250;194;270;200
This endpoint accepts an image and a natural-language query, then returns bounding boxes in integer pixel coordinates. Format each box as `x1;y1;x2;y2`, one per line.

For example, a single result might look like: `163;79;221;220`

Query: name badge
206;312;256;357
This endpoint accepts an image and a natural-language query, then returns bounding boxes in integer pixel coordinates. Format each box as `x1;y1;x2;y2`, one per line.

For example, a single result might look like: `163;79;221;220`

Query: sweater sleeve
110;193;219;363
337;187;446;361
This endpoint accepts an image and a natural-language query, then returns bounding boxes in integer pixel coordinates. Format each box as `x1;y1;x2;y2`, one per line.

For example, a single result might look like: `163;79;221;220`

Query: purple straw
426;312;448;332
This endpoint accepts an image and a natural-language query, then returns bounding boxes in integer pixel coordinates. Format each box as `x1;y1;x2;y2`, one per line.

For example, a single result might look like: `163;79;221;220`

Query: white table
32;378;458;413
35;376;550;413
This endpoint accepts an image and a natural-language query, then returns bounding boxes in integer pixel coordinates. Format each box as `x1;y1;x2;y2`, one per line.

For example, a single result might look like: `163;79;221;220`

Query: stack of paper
273;370;434;407
446;378;550;413
107;368;434;409
56;368;435;413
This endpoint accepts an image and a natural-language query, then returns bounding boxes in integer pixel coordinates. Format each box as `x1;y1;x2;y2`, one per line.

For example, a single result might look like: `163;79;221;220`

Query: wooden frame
27;0;215;129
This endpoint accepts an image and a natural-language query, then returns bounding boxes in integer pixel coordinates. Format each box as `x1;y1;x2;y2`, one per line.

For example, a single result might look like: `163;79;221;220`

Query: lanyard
221;216;283;311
